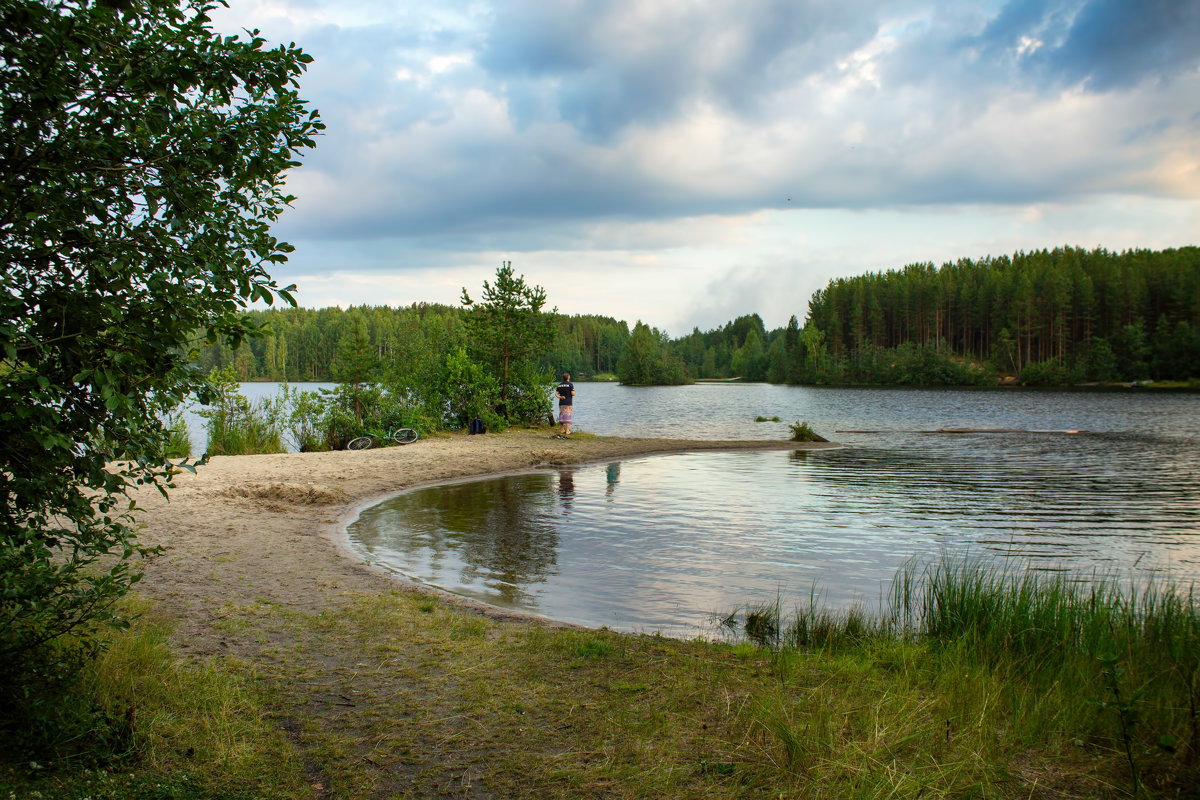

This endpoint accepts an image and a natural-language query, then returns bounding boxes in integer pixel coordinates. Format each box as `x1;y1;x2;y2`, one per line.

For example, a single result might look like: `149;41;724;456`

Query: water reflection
348;434;1200;637
347;387;1200;636
606;462;620;499
558;469;575;514
353;476;560;608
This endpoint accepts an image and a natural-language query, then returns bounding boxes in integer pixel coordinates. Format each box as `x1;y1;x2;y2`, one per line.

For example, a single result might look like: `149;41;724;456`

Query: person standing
555;372;575;436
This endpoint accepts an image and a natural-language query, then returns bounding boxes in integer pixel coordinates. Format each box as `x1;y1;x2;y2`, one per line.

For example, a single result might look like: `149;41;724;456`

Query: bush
437;346;504;431
1019;358;1079;386
282;386;328;452
788;420;823;442
199;368;285;455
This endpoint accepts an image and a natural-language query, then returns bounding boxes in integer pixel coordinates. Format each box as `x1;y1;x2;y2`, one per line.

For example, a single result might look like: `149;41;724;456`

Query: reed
202;394;286;456
726;555;1200;795
204;407;285;455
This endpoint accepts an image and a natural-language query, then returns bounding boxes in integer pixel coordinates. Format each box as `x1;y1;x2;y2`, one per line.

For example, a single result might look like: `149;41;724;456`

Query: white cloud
206;0;1198;331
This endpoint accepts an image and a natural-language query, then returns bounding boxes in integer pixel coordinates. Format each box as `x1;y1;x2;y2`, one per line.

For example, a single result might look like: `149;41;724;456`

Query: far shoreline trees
201;245;1199;389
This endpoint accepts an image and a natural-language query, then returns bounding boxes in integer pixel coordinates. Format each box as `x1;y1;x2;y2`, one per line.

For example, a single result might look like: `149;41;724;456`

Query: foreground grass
0;597;307;799
4;560;1198;798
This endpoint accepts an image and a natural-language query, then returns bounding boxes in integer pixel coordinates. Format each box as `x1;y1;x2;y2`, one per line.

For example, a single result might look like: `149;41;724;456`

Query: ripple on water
348;423;1200;637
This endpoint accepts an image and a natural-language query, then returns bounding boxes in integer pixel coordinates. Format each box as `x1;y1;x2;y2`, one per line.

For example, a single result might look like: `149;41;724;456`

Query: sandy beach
133;429;837;654
93;429;1166;799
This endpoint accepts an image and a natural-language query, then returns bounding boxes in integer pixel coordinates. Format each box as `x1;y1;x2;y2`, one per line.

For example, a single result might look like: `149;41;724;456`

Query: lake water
346;383;1200;638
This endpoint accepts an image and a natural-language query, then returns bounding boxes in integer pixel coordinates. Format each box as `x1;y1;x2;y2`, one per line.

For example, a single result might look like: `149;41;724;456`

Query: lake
345;383;1200;638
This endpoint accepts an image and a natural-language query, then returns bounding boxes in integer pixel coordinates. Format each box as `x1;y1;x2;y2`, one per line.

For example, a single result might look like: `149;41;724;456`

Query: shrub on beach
199;368;285;456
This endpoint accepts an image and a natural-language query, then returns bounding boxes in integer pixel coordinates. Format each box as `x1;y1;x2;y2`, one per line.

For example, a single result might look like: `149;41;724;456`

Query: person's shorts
558;406;573;423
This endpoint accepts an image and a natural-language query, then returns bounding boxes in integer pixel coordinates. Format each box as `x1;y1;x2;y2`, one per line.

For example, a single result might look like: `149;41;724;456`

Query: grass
724;557;1200;797
204;400;286;456
164;414;192;459
0;597;306;799
6;558;1198;798
200;381;287;456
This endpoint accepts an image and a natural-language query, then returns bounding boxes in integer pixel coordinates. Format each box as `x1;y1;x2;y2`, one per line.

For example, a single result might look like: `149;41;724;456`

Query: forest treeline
200;246;1200;387
197;304;633;382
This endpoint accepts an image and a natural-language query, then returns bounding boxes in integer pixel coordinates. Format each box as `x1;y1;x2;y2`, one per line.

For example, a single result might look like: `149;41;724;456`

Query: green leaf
0;0;319;714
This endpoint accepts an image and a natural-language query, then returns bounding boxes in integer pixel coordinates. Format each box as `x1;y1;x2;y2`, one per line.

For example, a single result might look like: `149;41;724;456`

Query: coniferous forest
200;246;1200;387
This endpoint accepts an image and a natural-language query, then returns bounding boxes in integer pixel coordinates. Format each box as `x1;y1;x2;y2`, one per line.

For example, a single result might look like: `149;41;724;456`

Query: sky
210;0;1200;336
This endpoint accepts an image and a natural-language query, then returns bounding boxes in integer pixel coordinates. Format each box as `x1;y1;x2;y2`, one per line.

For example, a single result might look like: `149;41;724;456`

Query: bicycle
346;428;420;450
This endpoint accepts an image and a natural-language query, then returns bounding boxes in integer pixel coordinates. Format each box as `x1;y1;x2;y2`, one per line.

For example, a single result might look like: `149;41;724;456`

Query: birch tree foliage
0;0;321;721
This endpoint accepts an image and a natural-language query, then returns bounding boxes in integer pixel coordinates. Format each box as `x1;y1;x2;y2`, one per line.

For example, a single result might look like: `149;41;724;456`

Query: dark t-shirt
556;381;574;406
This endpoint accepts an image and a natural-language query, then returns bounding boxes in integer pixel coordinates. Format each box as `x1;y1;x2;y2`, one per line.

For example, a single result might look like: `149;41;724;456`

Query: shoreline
132;429;838;652
62;429;1191;798
332;435;838;628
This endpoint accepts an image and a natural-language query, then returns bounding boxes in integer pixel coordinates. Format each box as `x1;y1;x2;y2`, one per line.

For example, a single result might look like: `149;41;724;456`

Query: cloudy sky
211;0;1199;335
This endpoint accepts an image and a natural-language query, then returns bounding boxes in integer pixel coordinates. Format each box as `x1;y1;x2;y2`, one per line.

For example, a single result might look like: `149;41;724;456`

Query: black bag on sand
469;418;486;435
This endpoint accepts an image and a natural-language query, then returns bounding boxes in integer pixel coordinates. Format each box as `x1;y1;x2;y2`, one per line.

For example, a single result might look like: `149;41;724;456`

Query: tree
333;317;376;423
460;263;557;424
766;335;788;383
1112;319;1150;380
731;325;767;380
617;322;689;385
0;0;320;749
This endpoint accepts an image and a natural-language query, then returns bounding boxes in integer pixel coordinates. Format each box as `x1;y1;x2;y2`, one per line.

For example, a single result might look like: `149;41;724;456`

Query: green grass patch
10;560;1199;798
0;597;306;799
788;419;822;441
164;413;192;459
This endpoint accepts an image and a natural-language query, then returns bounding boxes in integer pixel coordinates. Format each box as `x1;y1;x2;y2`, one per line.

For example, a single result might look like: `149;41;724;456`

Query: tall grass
724;556;1200;796
199;372;286;456
895;557;1199;790
163;413;192;458
203;398;285;455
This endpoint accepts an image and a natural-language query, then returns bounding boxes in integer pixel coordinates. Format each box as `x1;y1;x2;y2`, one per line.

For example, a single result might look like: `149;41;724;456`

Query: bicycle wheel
392;428;419;445
346;435;374;451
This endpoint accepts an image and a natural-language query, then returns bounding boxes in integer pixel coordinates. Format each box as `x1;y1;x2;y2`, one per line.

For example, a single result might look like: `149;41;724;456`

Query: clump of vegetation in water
788;420;822;441
755;415;781;422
